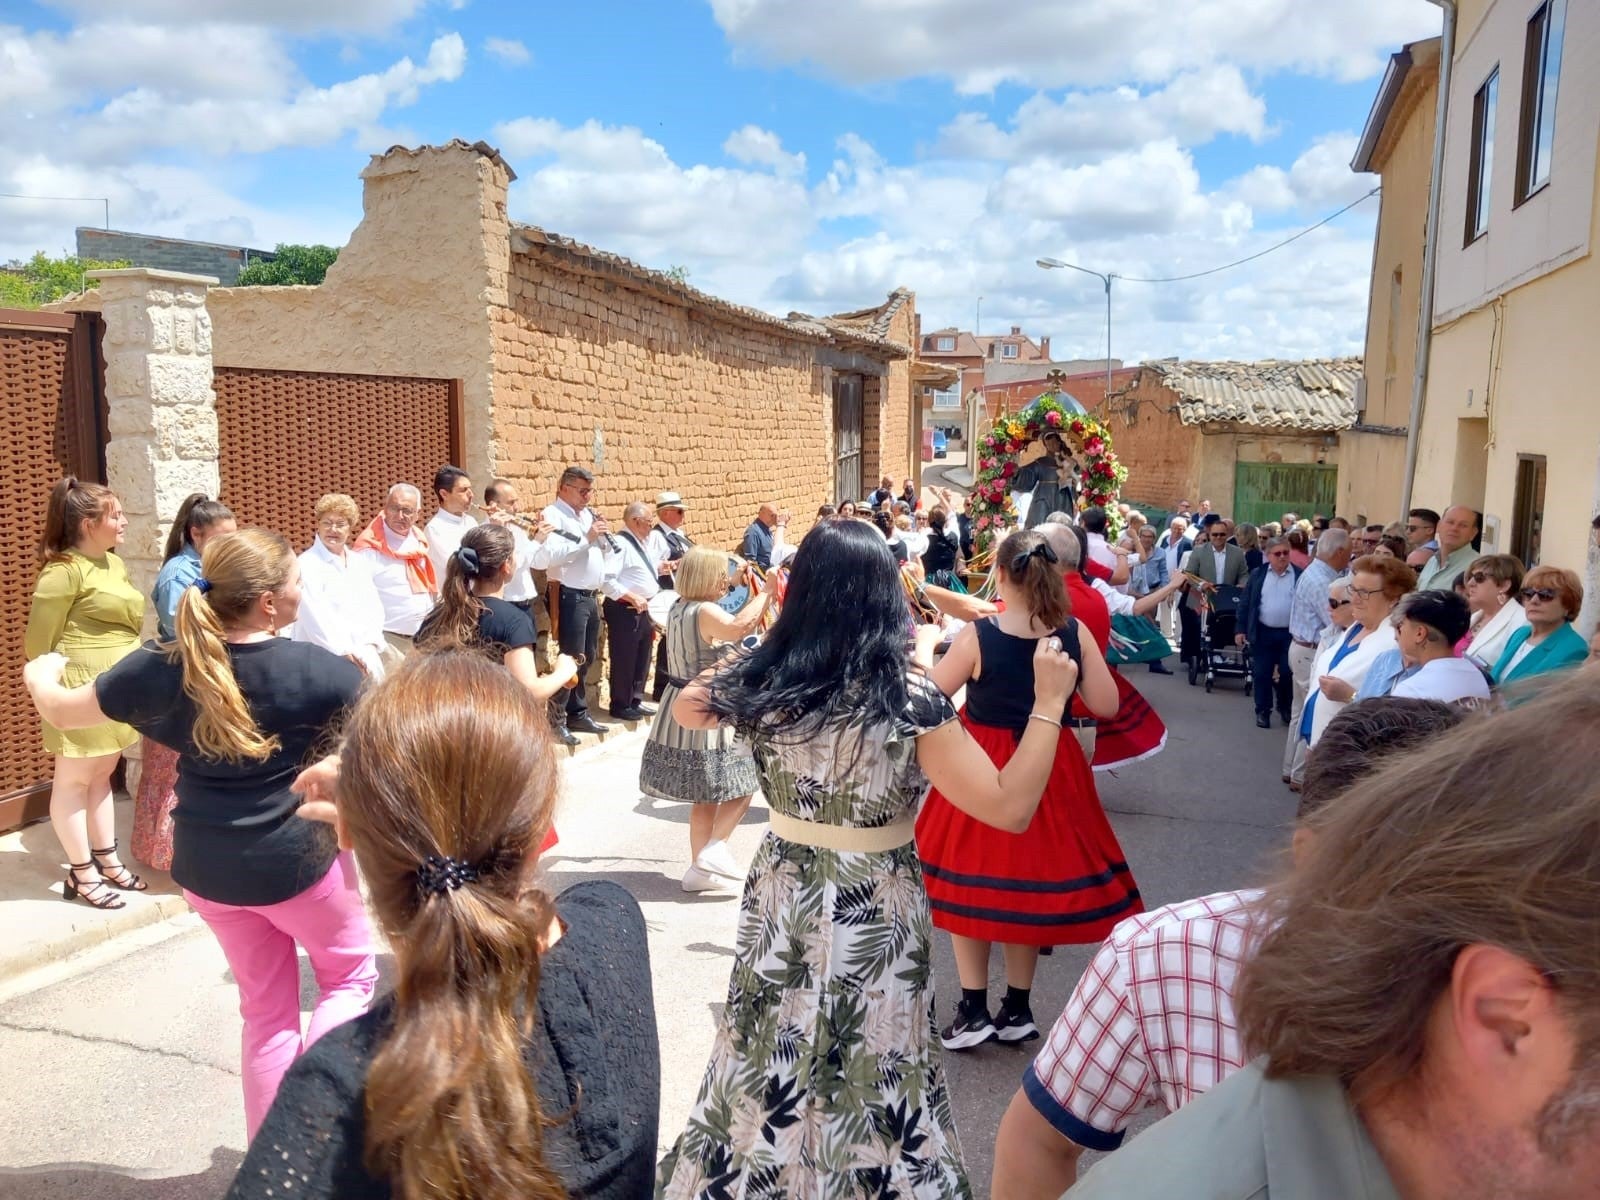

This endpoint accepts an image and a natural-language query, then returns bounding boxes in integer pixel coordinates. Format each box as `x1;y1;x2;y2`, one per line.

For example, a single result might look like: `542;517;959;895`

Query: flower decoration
966;390;1128;554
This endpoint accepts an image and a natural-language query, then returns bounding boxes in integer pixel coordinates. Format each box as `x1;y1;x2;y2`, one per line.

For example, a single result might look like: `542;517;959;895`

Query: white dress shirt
1212;545;1231;581
1391;657;1492;706
293;537;390;676
540;498;615;591
1257;566;1296;628
1091;576;1137;617
645;525;689;580
358;524;437;635
1162;535;1184;574
424;508;477;584
1086;532;1117;574
503;523;557;604
602;530;662;602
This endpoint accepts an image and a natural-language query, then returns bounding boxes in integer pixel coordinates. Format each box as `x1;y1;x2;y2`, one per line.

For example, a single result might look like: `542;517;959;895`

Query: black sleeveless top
966;616;1083;732
922;532;958;574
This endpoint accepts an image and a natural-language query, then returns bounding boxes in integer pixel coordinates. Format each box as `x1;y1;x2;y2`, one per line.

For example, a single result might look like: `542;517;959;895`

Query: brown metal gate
833;373;864;504
213;367;462;548
1;309;105;828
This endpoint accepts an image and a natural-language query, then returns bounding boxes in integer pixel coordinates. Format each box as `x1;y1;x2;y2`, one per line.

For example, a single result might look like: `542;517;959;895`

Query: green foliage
665;264;691;284
235;243;341;287
0;252;132;309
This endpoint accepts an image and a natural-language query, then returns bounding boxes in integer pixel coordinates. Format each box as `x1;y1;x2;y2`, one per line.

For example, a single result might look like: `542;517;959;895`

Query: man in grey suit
1178;520;1250;664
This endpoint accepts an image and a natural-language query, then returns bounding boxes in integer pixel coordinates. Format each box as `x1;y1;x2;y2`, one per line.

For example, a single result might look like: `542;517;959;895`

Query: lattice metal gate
1;309;104;828
213;367;462;549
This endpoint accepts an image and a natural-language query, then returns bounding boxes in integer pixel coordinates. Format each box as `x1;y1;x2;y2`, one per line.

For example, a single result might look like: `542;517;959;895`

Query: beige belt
767;809;915;853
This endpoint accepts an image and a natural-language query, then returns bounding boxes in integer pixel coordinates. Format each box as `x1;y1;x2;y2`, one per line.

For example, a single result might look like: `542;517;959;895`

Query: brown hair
1466;552;1523;597
996;529;1069;629
1523;564;1584;620
163;493;236;562
1351;553;1417;599
1298;697;1465;820
173;529;295;761
416;524;516;652
1286;527;1308;553
39;476;116;564
1239;669;1600;1100
338;652;563;1200
314;492;361;527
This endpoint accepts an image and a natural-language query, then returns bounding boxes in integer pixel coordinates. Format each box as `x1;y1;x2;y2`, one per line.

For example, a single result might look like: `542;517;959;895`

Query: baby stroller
1189;583;1253;695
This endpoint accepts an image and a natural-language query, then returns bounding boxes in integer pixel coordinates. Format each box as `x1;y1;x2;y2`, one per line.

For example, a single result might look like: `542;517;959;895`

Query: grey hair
623;500;651;521
387;483;421;506
1040;521;1082;570
1328;576;1351;599
1264;536;1289;552
1315;528;1350;561
1044;510;1075;526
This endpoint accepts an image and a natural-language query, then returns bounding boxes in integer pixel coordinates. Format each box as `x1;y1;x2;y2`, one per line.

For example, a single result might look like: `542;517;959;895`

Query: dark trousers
548;588;600;722
603;597;655;714
1178;602;1202;661
1250;624;1294;720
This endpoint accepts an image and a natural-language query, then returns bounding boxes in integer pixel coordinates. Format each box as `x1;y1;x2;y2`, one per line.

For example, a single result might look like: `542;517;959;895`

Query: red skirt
131;737;179;871
916;712;1143;946
1090;669;1168;772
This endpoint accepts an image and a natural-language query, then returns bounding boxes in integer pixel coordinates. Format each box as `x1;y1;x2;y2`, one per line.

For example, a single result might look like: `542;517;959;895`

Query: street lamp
1036;257;1114;400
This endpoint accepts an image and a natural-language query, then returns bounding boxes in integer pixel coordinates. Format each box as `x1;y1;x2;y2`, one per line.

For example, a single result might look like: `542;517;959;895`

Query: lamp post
1036;257;1114;401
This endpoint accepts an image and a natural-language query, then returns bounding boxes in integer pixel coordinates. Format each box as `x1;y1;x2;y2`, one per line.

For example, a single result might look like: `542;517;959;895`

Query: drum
647;589;681;630
717;554;751;615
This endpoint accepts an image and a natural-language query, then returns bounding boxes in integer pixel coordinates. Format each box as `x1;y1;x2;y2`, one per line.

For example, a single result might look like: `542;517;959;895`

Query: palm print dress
657;674;971;1199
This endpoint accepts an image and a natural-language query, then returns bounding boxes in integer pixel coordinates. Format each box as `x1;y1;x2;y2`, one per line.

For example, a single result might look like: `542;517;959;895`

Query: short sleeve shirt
417;596;535;664
1024;889;1261;1150
96;639;363;906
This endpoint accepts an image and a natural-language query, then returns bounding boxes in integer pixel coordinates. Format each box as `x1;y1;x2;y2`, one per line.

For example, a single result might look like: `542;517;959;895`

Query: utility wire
1113;186;1381;284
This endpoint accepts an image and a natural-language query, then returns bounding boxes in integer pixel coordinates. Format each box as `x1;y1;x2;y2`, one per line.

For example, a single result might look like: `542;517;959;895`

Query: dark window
1466;69;1499;245
1511;454;1547;567
1516;0;1564;203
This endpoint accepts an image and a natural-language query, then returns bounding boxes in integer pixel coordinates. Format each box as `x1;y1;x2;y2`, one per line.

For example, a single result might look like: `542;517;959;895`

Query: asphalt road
0;666;1292;1198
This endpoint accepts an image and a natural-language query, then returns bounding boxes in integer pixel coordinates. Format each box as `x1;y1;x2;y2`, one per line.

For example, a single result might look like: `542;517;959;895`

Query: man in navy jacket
1237;537;1301;729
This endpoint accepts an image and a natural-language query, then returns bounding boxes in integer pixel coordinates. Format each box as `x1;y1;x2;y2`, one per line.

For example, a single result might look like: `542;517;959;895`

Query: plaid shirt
1022;889;1261;1150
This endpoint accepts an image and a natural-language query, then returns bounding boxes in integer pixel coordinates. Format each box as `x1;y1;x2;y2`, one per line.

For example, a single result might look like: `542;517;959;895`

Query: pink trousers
185;850;379;1137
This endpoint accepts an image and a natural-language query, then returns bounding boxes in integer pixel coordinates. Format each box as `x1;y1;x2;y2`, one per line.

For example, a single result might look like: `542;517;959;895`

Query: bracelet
1028;712;1062;729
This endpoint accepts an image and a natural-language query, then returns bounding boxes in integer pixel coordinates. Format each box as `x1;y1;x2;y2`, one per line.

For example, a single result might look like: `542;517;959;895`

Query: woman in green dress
656;518;1078;1198
24;478;146;909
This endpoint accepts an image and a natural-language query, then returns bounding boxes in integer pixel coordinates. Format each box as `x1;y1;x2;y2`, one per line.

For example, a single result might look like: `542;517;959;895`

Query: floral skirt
131;737;179;871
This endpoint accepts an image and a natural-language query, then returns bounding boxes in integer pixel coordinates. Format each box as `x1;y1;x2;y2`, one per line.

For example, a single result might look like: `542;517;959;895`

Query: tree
665;265;691;284
0;252;133;309
236;243;341;287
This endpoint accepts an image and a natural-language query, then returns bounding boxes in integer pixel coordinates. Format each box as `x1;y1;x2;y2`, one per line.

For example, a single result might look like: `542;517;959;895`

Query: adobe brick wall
1065;368;1201;512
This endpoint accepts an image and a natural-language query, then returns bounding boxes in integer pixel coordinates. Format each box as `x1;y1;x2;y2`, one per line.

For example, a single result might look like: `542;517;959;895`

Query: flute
471;503;545;535
587;506;621;553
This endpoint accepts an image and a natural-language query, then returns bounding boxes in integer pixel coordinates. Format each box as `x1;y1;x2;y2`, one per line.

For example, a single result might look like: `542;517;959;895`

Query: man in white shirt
423;464;477;584
603;500;664;723
542;465;619;738
1080;506;1118;575
483;476;557;646
1390;589;1490;707
646;491;692;701
1157;516;1192;639
351;482;437;652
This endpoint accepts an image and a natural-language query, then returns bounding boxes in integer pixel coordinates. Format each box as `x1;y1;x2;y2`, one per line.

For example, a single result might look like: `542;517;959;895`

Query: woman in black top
921;505;963;588
227;652;659;1200
23;529;379;1137
416;523;576;699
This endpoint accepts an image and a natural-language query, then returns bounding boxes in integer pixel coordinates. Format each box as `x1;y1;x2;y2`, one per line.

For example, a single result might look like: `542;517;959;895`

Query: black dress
922;530;960;588
225;880;659;1200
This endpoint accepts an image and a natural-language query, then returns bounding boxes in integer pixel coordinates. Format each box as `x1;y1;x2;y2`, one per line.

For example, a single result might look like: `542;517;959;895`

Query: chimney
1010;325;1021;336
1039;336;1050;359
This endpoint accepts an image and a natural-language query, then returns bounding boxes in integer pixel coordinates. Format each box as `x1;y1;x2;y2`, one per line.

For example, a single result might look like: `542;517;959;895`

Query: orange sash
352;515;437;595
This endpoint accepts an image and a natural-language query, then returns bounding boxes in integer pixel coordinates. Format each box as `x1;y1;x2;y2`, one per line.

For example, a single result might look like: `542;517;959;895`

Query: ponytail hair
416;524;515;652
338;652;563;1200
172;528;295;762
163;493;236;562
40;476;116;564
996;529;1070;629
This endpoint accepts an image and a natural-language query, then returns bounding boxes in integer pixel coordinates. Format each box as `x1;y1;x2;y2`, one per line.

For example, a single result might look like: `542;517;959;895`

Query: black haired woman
916;529;1134;1052
657;518;1079;1197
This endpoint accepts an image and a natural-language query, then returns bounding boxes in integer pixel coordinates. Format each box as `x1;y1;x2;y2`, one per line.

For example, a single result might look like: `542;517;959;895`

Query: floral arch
968;390;1128;555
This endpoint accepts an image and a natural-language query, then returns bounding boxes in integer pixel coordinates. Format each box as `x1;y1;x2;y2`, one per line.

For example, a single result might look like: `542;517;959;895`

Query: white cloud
484;36;530;66
723;125;806;175
935;67;1269;162
711;0;1442;91
37;0;428;33
1225;132;1375;213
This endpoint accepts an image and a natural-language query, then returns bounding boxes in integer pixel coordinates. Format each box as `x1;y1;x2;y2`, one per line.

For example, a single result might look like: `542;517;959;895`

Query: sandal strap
90;843;120;856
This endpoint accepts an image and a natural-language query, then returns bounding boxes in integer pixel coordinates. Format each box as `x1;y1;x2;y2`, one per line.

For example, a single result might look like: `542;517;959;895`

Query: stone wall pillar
90;268;221;605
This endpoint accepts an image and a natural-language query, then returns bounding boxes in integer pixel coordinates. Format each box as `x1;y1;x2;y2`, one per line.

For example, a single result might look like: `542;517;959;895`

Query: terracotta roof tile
1143;357;1363;432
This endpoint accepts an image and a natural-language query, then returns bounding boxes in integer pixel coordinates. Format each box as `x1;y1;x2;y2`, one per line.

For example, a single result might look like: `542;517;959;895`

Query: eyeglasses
1269;550;1290;559
1466;570;1494;584
1329;598;1351;609
1522;587;1559;602
317;517;351;530
1209;532;1228;540
384;505;418;518
1348;585;1381;600
1405;523;1426;532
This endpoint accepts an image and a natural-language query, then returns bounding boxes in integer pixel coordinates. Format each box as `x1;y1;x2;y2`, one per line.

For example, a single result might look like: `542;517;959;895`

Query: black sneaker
940;1006;997;1051
994;1002;1040;1044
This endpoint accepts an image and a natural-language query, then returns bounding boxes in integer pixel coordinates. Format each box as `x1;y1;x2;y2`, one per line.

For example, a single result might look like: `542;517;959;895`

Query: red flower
1044;409;1062;427
1001;460;1017;479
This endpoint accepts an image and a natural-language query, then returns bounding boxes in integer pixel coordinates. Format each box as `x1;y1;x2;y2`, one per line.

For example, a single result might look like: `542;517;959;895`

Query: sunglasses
1466;571;1495;584
1269;550;1290;559
1329;598;1351;609
1522;587;1559;602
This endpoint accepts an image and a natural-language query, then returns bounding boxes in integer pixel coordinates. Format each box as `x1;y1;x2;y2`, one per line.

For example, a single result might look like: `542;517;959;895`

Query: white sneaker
695;840;744;882
681;865;730;893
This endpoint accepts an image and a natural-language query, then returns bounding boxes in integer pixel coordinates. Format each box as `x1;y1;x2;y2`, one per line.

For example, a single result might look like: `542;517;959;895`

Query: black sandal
91;842;147;892
64;862;126;910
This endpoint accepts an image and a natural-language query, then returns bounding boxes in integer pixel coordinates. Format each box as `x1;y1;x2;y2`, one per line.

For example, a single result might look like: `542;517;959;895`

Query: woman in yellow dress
24;477;146;909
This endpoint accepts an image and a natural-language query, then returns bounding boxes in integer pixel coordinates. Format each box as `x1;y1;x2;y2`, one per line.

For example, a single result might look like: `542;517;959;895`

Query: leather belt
767;809;915;854
1292;637;1317;649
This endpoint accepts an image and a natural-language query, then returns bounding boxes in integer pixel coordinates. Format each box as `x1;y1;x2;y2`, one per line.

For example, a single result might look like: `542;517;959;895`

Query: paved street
0;668;1291;1198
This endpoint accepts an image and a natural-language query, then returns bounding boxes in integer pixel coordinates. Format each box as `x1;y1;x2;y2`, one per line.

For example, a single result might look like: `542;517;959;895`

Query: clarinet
587;507;621;553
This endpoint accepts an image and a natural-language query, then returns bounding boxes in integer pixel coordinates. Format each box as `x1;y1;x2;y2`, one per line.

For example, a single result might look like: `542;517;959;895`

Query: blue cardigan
1490;622;1588;686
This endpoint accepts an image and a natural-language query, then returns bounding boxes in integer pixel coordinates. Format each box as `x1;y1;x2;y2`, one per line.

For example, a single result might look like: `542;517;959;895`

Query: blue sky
0;0;1444;360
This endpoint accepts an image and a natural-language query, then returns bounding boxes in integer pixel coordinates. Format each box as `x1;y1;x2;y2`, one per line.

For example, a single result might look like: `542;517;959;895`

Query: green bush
235;243;340;287
0;252;132;309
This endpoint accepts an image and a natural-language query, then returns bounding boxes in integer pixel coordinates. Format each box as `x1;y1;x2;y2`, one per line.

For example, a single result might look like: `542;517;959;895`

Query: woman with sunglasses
1459;553;1528;670
1490;566;1587;689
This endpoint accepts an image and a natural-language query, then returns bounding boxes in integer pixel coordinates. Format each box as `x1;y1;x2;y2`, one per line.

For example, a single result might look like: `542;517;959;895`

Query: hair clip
416;854;479;896
195;577;213;593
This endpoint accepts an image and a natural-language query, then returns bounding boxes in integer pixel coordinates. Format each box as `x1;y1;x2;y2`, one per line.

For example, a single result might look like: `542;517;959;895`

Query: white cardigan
1307;620;1399;747
1462;600;1530;672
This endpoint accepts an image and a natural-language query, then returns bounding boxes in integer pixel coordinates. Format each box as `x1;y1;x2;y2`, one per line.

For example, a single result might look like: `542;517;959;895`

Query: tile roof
511;224;907;356
1142;358;1363;432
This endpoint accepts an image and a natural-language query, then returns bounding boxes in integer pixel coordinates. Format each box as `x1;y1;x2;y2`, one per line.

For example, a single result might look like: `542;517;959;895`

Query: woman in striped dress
640;547;771;893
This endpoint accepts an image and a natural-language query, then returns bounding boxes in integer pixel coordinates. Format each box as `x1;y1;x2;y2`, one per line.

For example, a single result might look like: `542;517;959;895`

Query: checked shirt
1022;889;1262;1150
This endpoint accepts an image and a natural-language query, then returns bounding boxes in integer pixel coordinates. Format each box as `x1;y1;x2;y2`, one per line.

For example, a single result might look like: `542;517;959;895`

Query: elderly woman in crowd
1490;565;1588;688
1284;526;1311;570
1235;523;1263;573
292;493;393;679
1299;555;1416;748
1457;553;1528;670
